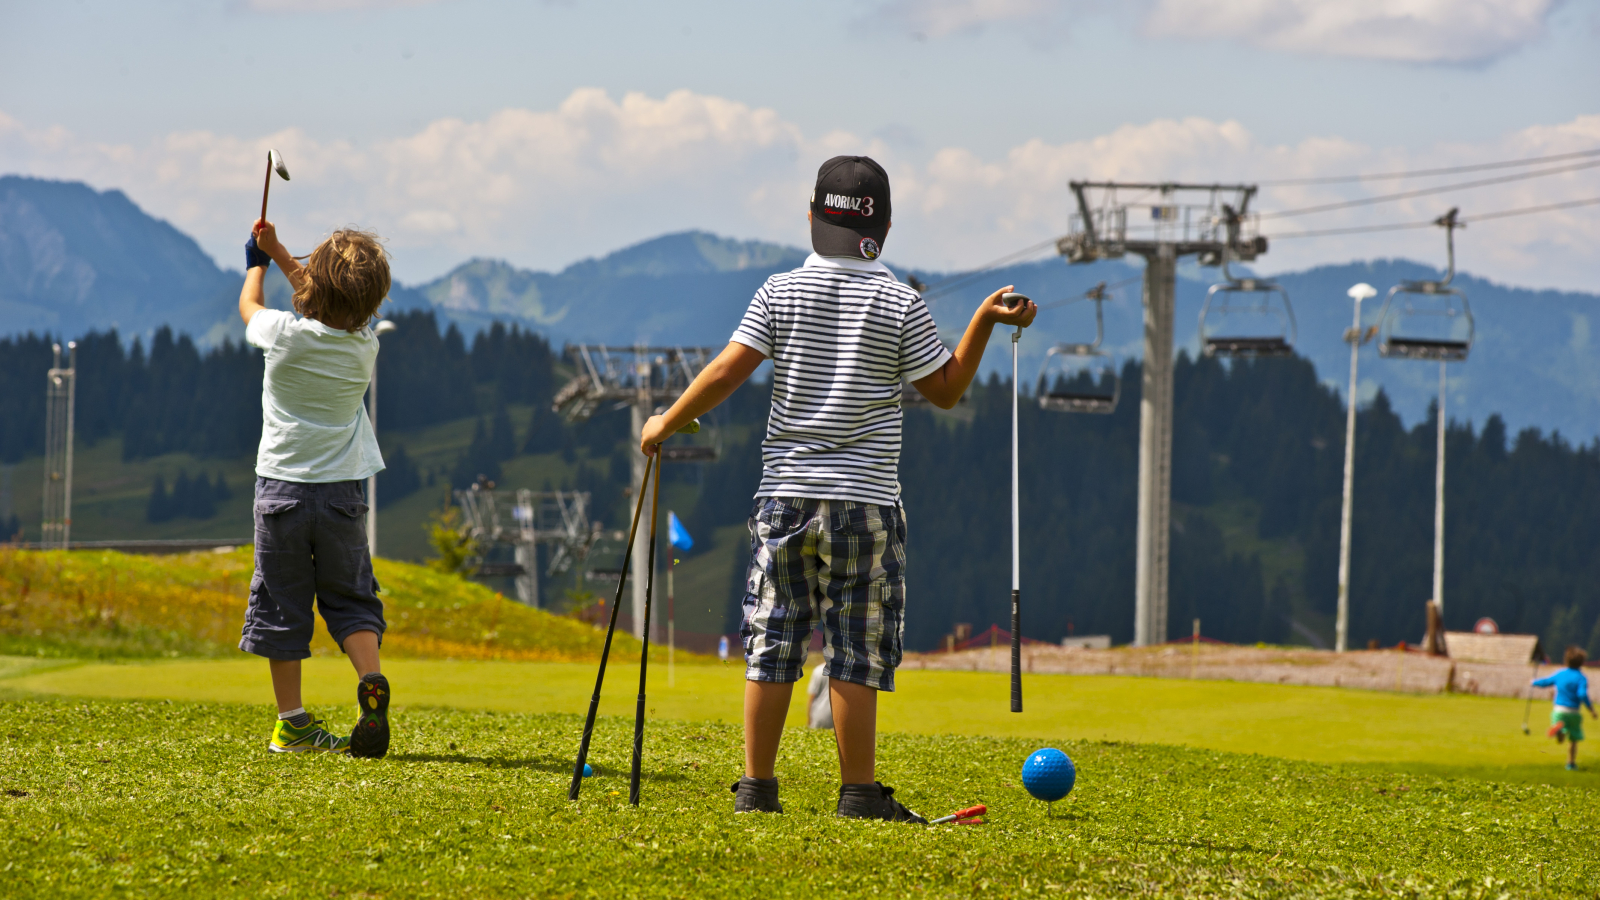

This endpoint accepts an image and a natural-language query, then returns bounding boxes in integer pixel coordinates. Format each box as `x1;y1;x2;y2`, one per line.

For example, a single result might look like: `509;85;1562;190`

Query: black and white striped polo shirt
731;253;951;505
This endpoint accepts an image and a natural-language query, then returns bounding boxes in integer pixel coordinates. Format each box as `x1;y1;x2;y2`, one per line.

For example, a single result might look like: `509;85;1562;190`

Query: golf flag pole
1002;292;1026;714
666;512;694;690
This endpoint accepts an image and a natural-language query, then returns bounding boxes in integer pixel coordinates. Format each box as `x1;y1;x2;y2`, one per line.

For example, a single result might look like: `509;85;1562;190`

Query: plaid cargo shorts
741;496;907;692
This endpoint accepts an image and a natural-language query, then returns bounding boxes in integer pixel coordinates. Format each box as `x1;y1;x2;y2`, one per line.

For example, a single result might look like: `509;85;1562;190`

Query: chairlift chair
1376;209;1473;362
1199;258;1297;358
1036;282;1120;414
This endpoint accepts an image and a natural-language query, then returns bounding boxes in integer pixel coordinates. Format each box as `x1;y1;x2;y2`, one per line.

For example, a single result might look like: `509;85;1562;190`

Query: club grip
1000;292;1030;310
1010;588;1022;713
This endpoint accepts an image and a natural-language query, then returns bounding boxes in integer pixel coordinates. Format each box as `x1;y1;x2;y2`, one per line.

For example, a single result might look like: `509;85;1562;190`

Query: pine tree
146;474;172;523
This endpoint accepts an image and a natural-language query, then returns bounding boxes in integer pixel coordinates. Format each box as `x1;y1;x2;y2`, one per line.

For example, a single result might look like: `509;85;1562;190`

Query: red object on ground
929;804;988;825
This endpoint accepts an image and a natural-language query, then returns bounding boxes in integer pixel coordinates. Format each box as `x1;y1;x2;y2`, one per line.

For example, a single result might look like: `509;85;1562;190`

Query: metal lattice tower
553;344;720;638
455;487;601;607
41;342;77;549
1058;183;1266;646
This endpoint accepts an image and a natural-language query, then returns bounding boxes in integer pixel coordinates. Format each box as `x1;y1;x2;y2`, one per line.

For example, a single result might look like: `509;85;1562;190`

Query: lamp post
1335;284;1376;653
367;319;397;555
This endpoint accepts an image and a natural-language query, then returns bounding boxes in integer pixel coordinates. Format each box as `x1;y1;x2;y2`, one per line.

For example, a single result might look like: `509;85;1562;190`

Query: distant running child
639;156;1036;820
237;219;392;757
1534;646;1597;770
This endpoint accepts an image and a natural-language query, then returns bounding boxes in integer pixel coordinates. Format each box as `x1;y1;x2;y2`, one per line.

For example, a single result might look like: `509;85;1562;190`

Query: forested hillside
1;315;1596;655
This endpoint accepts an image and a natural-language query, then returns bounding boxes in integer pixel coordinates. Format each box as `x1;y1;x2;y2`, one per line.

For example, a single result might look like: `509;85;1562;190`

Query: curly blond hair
293;229;391;332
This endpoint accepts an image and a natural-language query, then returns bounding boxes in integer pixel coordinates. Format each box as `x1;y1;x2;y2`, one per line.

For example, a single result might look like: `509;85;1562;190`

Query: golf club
1001;291;1028;714
568;452;654;801
629;449;663;806
567;418;699;802
1523;659;1540;735
929;804;987;825
260;149;290;223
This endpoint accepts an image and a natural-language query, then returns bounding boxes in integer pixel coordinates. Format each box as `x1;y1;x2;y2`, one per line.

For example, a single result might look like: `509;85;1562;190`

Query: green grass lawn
7;656;1595;786
1;694;1592;898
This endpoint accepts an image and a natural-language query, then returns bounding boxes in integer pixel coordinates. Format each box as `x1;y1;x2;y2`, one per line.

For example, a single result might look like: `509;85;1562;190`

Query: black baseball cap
810;156;891;261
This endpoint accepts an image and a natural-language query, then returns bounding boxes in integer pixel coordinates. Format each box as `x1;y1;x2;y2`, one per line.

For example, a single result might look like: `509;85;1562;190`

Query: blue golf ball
582;763;594;778
1021;748;1076;802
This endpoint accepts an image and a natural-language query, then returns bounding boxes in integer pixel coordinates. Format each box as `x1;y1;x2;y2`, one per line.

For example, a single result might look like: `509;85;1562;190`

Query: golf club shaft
629;453;663;806
1523;661;1538;732
568;453;655;801
260;155;273;223
1010;327;1022;713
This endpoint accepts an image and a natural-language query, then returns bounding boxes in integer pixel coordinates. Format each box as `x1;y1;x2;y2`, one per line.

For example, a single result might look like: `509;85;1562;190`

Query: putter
260;149;290;223
1523;660;1540;735
567;419;699;802
569;452;654;801
1001;292;1028;714
629;449;663;806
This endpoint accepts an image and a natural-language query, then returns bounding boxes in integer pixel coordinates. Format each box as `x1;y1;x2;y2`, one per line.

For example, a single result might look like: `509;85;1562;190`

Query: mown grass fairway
6;656;1595;786
1;695;1593;899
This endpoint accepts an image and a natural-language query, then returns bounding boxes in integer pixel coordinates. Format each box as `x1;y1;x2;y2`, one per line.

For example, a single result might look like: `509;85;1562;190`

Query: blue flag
667;511;694;553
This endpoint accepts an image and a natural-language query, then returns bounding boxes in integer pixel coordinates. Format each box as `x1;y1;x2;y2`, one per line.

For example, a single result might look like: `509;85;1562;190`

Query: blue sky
2;0;1596;288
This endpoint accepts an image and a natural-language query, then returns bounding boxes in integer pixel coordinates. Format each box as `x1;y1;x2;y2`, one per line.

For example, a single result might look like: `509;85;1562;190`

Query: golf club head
1001;292;1030;310
269;149;290;181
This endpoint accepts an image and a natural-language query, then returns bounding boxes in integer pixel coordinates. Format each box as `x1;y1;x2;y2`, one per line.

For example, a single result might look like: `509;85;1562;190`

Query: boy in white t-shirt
237;219;391;757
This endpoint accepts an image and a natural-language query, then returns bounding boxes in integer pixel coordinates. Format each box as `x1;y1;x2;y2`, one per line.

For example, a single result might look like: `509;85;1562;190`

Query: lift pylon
553;344;720;638
1058;182;1267;646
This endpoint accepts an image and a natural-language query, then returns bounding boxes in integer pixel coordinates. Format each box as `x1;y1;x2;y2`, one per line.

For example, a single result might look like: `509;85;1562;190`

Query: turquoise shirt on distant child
1534;668;1594;712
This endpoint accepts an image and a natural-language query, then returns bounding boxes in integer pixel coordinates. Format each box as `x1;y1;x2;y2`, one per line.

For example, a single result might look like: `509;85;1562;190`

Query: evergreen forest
0;312;1595;655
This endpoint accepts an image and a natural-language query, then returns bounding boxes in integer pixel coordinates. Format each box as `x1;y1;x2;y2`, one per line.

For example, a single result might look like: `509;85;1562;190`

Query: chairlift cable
1257;147;1600;186
1258;158;1600;220
916;238;1063;300
1266;195;1600;239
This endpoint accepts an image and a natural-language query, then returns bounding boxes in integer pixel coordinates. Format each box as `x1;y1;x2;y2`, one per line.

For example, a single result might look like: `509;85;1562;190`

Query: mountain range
2;174;1596;440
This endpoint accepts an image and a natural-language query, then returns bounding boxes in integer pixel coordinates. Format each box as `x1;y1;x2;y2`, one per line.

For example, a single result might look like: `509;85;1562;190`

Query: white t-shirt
245;309;385;483
731;253;951;505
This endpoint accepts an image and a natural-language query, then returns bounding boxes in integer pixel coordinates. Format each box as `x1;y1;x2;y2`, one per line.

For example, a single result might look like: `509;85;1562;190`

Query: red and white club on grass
260;149;290;222
930;804;987;825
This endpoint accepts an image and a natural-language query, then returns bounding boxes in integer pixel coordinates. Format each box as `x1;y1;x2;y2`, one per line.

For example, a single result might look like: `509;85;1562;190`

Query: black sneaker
349;673;390;759
836;782;927;823
731;777;783;813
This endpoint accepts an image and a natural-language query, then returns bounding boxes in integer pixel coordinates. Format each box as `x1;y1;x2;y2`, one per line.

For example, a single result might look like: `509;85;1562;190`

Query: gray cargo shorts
239;477;385;661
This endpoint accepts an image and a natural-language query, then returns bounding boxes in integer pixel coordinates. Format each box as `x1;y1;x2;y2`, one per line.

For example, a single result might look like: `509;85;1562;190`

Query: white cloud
865;0;1563;63
1144;0;1564;64
1;92;1597;293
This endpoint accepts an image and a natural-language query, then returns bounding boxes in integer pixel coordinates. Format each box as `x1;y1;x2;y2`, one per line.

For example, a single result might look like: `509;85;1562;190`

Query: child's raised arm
639;342;765;454
912;285;1037;408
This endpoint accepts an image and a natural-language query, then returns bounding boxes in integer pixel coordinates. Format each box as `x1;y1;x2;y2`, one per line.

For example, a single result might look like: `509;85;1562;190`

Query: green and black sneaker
269;718;349;754
349;673;391;759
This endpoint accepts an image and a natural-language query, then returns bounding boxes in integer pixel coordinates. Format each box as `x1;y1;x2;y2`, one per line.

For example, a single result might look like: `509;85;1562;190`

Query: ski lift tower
41;342;77;549
454;485;601;607
1057;183;1266;646
552;344;720;638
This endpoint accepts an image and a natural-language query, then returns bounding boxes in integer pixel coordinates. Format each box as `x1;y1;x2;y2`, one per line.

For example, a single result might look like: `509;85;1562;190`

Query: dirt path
903;644;1546;699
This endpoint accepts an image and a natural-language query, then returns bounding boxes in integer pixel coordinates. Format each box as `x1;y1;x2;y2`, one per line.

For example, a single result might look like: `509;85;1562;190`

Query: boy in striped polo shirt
640;156;1035;820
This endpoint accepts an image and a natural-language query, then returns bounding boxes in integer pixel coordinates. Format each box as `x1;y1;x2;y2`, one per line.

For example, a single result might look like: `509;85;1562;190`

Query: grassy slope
1;695;1592;899
0;548;708;664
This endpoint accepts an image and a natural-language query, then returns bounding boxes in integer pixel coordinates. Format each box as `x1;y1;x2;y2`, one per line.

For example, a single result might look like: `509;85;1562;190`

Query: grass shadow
388;752;690;782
